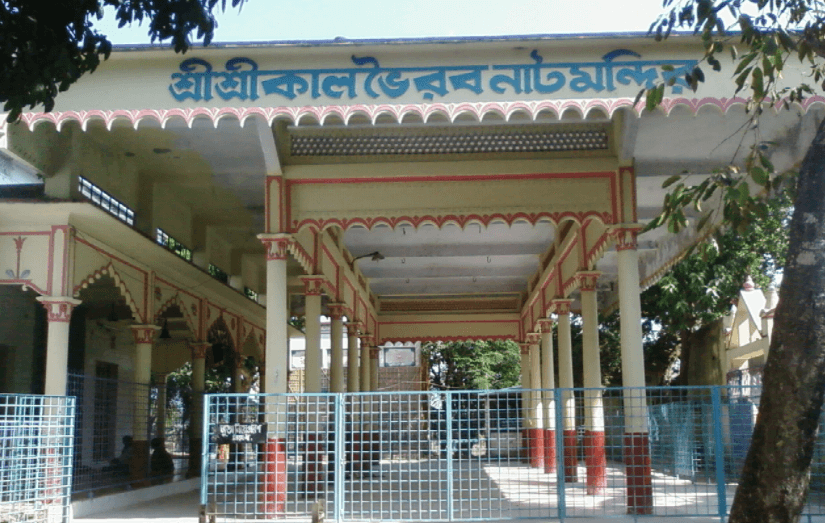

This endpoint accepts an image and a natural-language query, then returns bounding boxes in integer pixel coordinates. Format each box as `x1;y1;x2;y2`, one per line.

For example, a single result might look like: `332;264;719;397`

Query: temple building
0;33;818;514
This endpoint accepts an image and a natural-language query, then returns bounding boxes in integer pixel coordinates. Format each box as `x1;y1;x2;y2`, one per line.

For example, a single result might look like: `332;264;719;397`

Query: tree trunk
729;117;825;523
684;319;726;387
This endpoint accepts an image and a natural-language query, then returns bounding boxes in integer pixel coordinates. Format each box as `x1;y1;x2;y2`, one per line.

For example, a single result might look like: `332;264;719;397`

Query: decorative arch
154;294;198;336
206;315;235;369
73;262;143;322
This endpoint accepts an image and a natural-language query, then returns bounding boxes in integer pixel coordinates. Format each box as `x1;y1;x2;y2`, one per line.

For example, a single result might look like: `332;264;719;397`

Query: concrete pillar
359;334;372;392
188;341;209;478
519;343;532;463
257;233;291;394
346;322;361;393
36;297;81;396
578;271;606;495
369;346;380;391
328;304;345;393
301;277;325;393
527;333;544;469
615;226;652;514
538;318;556;473
554;299;577;482
128;324;161;483
155;374;168;439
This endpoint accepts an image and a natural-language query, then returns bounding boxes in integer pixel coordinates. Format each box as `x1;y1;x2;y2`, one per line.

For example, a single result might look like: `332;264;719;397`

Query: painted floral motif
5;236;30;279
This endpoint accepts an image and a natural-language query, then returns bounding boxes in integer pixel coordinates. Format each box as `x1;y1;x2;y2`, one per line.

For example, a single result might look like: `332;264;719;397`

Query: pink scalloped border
13;95;825;131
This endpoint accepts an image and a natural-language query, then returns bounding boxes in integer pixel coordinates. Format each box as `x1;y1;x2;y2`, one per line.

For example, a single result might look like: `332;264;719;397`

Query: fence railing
0;394;75;523
199;385;825;522
67;373;189;497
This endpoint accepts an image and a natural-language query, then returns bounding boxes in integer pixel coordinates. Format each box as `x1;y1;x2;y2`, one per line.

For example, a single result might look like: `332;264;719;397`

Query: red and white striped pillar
538;318;556;474
519;342;533;463
578;271;607;495
554;299;578;482
527;332;544;469
257;233;291;515
615;226;652;514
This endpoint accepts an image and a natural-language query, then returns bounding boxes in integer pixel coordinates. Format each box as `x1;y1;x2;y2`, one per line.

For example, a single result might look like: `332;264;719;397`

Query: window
208;264;229;284
78;176;135;226
156;229;192;261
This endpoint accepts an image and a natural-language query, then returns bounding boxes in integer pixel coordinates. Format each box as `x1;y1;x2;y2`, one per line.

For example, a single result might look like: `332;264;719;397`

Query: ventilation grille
291;130;608;157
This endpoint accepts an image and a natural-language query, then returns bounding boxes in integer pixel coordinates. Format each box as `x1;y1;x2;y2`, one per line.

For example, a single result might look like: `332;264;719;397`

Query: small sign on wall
213;423;267;444
383;346;416;367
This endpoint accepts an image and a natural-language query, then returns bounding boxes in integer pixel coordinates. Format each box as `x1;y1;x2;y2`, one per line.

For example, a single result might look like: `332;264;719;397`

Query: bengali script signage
214;422;267;444
168;49;697;103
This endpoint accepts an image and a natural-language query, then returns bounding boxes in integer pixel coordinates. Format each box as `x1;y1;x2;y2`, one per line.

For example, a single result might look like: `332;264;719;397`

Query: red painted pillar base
543;429;556;473
563;429;578;482
263;438;287;516
526;428;545;469
624;433;653;515
350;432;364;471
305;433;321;493
584;430;607;494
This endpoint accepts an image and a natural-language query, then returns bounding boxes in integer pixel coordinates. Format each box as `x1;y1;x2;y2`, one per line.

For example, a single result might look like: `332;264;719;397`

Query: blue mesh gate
200;386;825;522
0;394;76;523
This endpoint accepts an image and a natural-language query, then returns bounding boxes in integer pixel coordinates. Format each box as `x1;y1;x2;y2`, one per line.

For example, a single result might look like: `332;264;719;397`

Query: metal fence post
446;391;454;522
554;388;566;520
200;394;210;507
711;387;727;522
334;394;344;522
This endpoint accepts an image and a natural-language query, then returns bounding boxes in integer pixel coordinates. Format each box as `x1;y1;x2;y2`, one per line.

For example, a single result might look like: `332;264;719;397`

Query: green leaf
662;174;682;188
752;67;765;98
751;166;769;186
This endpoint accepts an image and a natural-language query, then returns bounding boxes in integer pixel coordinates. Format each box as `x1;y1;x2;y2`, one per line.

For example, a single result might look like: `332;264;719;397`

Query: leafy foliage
643;0;815;235
0;0;246;121
423;339;521;390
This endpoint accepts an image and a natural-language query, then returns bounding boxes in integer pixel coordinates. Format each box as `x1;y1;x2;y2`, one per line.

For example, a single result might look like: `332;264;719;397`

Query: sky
96;0;667;45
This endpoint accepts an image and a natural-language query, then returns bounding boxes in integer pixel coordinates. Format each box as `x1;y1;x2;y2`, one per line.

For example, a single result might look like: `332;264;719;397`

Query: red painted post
584;430;607;494
527;427;545;468
624;433;653;514
263;438;286;516
305;433;320;494
543;428;556;473
563;429;578;481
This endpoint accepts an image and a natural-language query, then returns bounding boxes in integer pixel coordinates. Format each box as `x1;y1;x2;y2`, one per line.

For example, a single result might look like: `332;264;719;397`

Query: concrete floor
72;459;825;523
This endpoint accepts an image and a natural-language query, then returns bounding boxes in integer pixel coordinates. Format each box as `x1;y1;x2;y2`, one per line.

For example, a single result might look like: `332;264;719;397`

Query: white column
615;229;647;431
257;233;291;395
554;299;578;481
360;334;372;392
369;346;380;391
554;300;575;430
539;318;557;473
538;319;556;430
301;277;324;393
614;225;653;513
520;343;532;427
130;325;161;441
36;297;81;396
346;322;361;393
528;335;543;429
328;304;345;393
578;271;607;494
578;271;604;430
188;341;209;477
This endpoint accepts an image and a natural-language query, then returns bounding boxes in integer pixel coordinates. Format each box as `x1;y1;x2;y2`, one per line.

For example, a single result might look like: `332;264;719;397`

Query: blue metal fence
199;385;825;522
0;394;75;523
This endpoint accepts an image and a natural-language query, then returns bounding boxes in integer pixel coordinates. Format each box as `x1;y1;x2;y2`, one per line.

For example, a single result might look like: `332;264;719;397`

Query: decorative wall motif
20;96;821;133
0;232;50;295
